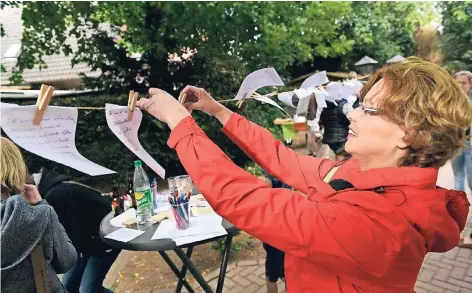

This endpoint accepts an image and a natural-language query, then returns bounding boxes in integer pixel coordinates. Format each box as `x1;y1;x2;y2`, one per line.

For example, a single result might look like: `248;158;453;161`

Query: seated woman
1;137;76;293
137;57;472;292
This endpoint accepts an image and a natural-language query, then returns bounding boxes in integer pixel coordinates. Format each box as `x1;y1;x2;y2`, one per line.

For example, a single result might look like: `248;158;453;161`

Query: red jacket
167;113;469;293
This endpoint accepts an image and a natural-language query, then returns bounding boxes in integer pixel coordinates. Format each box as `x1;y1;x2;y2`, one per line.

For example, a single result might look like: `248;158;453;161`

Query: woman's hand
180;86;227;116
23;184;42;205
136;88;191;129
180;86;233;125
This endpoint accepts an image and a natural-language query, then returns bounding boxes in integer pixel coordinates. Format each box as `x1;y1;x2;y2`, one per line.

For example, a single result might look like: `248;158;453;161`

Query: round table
99;211;239;293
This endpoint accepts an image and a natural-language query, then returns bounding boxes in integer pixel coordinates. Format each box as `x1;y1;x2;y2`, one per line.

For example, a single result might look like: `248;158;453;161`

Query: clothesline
72;91;282;111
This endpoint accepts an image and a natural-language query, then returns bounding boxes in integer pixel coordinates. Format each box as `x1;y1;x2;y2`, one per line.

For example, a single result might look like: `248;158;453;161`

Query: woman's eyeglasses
359;102;380;115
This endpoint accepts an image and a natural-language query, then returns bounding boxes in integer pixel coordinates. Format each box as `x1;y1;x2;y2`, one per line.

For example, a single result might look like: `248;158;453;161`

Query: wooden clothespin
127;90;139;121
178;92;187;104
237;93;248;108
33;84;55;125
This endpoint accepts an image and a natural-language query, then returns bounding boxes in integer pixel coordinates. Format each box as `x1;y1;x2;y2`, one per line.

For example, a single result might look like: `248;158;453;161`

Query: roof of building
386;54;406;64
354;55;379;66
1;7;100;86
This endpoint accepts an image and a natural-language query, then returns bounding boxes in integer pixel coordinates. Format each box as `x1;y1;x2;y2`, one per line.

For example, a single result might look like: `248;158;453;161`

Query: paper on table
109;208;137;228
152;214;227;240
174;230;227;246
300;71;329;89
234;68;284;100
105;228;145;243
0;105;115;176
277;92;296;108
254;97;290;117
105;104;165;179
294;88;312;115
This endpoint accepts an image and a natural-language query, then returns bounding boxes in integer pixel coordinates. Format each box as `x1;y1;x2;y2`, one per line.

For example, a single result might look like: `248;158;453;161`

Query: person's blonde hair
361;57;472;168
1;137;27;195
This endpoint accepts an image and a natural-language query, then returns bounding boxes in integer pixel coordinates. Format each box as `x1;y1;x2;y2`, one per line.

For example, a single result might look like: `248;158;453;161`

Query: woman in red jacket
137;57;472;293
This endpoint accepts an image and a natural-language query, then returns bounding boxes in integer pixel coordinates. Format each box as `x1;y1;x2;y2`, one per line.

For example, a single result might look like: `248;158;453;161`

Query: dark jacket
1;195;76;293
319;100;350;145
37;168;117;257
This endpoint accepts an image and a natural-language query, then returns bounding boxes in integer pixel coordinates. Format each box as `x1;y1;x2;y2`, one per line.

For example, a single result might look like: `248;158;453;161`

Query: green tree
339;1;438;68
9;1;353;91
440;1;472;72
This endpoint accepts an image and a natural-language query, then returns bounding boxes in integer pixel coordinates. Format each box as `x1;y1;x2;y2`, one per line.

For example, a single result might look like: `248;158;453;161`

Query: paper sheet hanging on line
0;103;19;127
314;90;328;109
105;228;144;243
326;82;342;103
105;104;166;179
340;82;357;100
254;97;290;117
277;92;296;108
0;105;115;176
300;71;329;89
294;88;312;115
234;68;284;100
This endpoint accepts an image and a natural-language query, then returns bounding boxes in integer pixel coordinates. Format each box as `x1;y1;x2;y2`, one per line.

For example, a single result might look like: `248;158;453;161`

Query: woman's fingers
136;97;157;112
149;88;160;96
136;97;150;110
181;85;202;95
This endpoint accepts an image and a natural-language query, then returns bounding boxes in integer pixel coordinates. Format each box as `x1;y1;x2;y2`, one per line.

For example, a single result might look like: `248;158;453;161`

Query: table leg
215;235;233;293
174;248;214;293
175;246;194;293
158;251;195;293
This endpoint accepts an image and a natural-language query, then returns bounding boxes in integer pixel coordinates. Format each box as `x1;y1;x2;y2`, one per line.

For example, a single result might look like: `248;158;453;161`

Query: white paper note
326;81;343;101
105;228;145;243
255;97;291;117
300;71;329;89
174;230;227;246
109;208;137;228
105;104;166;179
340;82;357;100
0;105;115;176
277;92;296;108
234;68;284;100
314;90;328;109
152;214;227;240
0;103;19;127
294;88;312;115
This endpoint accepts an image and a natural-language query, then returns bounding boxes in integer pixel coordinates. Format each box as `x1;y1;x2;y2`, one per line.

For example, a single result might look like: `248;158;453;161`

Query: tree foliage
339;1;438;68
440;1;472;72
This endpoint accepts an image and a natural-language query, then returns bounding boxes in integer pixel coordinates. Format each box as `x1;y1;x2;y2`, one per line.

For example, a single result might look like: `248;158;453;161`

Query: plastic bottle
133;160;153;222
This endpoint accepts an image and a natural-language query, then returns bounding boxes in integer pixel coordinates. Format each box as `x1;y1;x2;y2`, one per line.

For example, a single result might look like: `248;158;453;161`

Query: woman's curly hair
361;57;472;168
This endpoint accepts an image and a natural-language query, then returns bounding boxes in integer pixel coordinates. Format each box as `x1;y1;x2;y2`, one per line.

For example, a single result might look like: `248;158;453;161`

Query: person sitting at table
136;57;472;293
31;167;121;293
1;137;77;293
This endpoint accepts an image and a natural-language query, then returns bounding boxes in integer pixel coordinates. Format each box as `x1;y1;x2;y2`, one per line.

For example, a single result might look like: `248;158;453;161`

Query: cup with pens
168;175;192;230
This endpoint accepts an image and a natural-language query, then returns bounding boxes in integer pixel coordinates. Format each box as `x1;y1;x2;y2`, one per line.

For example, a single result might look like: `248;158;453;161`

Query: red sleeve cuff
167;116;202;149
221;112;241;135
